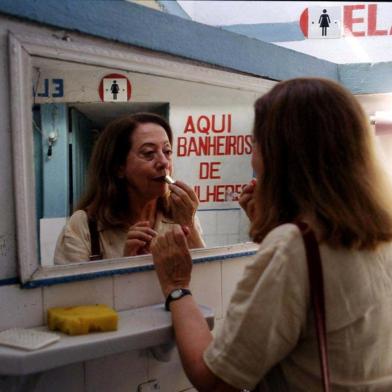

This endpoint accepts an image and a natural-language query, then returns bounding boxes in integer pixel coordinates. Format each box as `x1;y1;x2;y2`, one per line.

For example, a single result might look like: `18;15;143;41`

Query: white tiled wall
0;285;44;330
43;278;115;315
114;270;163;311
198;209;251;247
34;363;85;392
40;218;66;266
39;210;251;267
190;261;223;319
148;348;193;391
85;350;149;392
0;255;252;392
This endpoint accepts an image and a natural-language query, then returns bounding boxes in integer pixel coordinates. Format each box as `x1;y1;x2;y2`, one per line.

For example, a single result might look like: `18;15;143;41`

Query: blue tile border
0;277;20;286
223;21;304;43
21;249;257;289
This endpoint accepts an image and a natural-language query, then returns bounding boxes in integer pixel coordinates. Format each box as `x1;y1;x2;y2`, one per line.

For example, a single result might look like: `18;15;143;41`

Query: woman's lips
153;176;168;183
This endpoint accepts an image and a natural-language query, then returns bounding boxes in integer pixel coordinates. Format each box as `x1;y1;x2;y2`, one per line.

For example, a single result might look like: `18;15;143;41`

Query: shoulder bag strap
87;216;102;261
295;221;331;392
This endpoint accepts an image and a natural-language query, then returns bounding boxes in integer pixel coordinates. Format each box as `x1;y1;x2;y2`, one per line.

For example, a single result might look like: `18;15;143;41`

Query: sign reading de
98;73;131;102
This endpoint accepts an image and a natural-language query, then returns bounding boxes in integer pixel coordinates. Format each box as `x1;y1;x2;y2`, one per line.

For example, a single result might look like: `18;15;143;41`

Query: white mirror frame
9;31;270;286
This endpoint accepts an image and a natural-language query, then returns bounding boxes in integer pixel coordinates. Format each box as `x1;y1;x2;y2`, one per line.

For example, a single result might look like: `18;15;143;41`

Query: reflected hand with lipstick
123;177;203;256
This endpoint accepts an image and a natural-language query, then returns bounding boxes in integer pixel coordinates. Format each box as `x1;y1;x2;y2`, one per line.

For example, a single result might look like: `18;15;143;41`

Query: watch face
171;289;183;299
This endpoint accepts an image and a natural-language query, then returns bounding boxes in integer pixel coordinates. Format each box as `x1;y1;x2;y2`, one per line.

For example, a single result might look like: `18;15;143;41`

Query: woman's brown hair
77;113;173;229
250;77;392;249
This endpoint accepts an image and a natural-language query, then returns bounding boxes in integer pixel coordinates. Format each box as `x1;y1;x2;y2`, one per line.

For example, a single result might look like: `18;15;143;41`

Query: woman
54;113;205;264
318;9;331;37
151;78;392;391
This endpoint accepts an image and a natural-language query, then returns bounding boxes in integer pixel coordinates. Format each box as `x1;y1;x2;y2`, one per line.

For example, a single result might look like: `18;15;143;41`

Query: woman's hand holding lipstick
163;176;205;249
167;180;199;228
239;178;257;221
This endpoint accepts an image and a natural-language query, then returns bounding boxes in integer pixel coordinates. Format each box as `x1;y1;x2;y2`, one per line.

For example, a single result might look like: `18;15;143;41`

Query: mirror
10;32;274;283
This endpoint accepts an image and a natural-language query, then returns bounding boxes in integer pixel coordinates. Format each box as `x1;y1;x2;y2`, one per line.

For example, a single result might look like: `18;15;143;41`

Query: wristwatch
165;288;192;311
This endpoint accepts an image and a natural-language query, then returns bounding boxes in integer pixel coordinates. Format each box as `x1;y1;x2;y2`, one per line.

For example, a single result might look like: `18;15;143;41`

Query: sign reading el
300;4;392;39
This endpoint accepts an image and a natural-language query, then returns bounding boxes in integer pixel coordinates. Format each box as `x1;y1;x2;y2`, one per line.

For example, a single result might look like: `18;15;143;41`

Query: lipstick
164;175;175;184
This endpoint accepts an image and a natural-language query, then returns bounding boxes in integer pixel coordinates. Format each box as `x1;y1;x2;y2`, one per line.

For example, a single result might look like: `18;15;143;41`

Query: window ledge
0;304;214;376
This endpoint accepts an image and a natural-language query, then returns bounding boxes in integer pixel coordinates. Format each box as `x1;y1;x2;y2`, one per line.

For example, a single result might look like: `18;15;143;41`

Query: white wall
356;93;392;176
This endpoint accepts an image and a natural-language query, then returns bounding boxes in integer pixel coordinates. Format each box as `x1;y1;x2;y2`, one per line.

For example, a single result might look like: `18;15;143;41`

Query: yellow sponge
47;304;118;335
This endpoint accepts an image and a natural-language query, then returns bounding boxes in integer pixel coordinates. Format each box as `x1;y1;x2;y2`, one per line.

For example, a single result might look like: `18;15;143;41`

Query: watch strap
165;288;192;311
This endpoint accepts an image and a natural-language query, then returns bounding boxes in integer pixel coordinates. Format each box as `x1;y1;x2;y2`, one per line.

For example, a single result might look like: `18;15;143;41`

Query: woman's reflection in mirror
54;113;205;264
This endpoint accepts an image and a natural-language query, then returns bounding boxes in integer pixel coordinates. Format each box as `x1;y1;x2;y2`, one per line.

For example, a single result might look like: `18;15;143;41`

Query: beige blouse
54;210;204;264
204;223;392;391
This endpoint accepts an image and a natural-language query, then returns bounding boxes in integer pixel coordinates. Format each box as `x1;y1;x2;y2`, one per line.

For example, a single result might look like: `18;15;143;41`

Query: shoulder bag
87;216;102;261
252;222;331;392
295;221;331;392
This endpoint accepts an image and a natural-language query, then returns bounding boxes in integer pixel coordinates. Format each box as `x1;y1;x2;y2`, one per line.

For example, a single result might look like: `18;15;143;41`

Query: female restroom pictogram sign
98;73;132;102
300;6;342;39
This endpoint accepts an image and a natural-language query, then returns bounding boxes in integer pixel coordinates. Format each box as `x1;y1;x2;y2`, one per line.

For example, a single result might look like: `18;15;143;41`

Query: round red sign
98;73;132;102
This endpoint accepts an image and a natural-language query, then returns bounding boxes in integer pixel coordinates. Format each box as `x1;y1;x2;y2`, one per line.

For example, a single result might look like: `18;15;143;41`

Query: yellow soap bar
47;304;118;335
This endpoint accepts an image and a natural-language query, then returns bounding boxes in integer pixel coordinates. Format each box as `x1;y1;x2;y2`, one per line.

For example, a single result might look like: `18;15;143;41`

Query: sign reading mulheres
98;73;131;102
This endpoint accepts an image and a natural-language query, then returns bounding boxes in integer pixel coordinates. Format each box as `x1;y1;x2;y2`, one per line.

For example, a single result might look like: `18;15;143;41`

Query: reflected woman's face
120;122;173;200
